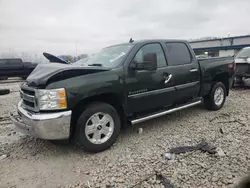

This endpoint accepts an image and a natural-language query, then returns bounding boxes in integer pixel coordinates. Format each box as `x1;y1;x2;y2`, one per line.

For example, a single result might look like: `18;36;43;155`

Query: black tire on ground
0;77;8;80
0;89;10;95
203;82;226;111
74;102;121;153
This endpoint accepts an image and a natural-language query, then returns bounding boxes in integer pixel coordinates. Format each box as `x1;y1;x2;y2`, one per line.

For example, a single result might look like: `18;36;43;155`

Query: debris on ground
163;151;174;161
137;128;143;135
156;173;175;188
0;154;8;161
216;147;226;157
0;89;10;95
219;128;224;134
164;140;217;157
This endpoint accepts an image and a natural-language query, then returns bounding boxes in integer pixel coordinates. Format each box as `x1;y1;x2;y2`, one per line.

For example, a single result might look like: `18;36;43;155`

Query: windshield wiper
87;64;102;67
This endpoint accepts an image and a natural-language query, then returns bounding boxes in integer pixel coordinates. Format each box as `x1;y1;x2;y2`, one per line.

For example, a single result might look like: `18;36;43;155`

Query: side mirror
130;53;157;71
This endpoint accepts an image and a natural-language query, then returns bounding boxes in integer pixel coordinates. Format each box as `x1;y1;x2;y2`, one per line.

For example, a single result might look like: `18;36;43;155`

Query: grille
20;84;38;112
235;64;249;75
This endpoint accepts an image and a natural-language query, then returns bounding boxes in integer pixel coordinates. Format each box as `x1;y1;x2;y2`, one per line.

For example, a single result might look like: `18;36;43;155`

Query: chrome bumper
10;101;72;140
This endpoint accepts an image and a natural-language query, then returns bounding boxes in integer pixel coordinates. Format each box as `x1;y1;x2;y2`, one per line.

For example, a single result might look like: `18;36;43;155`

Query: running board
131;100;202;125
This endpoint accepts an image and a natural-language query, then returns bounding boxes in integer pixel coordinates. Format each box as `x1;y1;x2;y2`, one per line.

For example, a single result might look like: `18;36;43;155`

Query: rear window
165;43;192;66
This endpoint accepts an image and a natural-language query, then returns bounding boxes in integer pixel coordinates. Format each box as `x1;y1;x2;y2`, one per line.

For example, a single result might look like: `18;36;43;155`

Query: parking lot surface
0;80;249;188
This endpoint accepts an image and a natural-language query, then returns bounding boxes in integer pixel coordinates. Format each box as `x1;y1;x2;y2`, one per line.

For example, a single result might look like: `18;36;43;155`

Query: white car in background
234;47;250;87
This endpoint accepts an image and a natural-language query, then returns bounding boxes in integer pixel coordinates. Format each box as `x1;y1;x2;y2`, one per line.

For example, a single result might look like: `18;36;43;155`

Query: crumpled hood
26;63;110;86
43;52;69;64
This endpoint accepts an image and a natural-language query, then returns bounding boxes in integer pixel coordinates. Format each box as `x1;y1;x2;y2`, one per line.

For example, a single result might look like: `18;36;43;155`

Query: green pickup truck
11;39;235;152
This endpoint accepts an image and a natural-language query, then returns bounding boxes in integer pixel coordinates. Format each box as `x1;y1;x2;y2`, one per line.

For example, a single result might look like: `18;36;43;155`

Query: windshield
74;44;133;68
74;57;88;64
235;48;250;58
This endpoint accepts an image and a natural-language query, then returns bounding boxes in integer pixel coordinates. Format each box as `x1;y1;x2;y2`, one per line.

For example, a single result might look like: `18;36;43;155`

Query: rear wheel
203;82;226;110
74;102;121;153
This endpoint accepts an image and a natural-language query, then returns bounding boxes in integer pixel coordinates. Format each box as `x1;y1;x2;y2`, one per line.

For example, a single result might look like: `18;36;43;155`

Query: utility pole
75;40;78;57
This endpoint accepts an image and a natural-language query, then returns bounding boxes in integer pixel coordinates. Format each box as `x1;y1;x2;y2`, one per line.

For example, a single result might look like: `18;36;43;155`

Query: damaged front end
25;63;110;87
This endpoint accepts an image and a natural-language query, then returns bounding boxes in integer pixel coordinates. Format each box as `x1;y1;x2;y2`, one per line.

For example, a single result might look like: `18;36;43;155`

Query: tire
203;82;226;110
0;77;8;80
0;89;10;95
74;102;121;153
49;139;69;145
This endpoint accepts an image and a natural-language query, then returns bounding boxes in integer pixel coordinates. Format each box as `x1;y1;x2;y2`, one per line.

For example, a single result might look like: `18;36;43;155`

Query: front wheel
74;102;121;153
203;82;226;110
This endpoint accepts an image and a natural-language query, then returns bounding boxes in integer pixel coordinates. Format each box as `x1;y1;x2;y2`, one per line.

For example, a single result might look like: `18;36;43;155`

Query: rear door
125;42;177;113
164;42;201;103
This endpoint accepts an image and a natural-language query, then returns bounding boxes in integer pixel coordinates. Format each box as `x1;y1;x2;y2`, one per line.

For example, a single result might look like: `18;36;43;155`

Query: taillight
228;63;236;72
228;63;233;69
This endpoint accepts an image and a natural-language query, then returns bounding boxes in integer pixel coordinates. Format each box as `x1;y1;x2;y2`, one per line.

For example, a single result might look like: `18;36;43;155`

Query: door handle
190;68;198;72
164;74;172;84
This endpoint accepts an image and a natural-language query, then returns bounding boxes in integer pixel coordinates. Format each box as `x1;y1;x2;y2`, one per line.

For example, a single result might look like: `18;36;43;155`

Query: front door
125;43;176;114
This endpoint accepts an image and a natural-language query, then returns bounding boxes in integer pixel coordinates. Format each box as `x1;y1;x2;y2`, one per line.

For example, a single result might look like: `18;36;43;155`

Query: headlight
37;88;67;110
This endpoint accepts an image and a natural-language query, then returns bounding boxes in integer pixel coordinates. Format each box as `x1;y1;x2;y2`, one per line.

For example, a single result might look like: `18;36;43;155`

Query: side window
133;43;167;68
165;43;192;66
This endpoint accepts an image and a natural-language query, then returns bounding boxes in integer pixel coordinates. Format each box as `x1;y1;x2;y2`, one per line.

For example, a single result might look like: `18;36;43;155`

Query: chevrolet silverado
11;39;235;152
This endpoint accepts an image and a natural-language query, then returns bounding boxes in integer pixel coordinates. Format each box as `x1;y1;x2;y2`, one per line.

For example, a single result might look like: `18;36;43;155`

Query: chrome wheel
85;112;114;144
214;87;224;106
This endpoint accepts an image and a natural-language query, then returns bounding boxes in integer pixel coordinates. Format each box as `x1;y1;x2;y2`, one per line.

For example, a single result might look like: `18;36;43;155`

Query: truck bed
198;56;235;97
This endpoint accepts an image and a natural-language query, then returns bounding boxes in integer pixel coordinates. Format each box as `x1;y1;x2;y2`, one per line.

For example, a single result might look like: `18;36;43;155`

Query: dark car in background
0;58;38;80
234;47;250;87
0;53;68;80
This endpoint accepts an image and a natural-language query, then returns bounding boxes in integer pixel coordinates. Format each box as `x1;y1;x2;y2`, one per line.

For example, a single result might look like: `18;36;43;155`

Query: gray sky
0;0;250;57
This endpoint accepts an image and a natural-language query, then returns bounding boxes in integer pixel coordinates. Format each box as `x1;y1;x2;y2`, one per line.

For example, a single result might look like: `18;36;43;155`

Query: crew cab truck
0;58;37;80
11;39;235;153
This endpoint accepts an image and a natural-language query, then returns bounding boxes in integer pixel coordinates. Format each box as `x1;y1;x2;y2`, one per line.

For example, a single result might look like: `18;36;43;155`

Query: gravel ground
0;80;249;188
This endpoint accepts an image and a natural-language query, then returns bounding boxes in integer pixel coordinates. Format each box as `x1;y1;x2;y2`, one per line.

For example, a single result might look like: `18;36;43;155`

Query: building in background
189;35;250;57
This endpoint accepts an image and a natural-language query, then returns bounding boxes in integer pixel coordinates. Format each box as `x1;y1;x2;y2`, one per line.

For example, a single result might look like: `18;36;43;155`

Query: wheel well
70;93;126;138
213;73;229;96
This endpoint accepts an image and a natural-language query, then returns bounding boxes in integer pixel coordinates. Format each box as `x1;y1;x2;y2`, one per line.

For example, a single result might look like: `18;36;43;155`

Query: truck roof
106;39;189;48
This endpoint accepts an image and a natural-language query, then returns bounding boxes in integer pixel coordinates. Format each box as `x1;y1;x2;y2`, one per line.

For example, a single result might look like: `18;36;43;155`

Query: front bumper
10;101;72;140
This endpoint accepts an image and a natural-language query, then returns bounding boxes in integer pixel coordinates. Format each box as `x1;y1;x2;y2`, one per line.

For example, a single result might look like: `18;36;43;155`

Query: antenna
129;38;134;43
